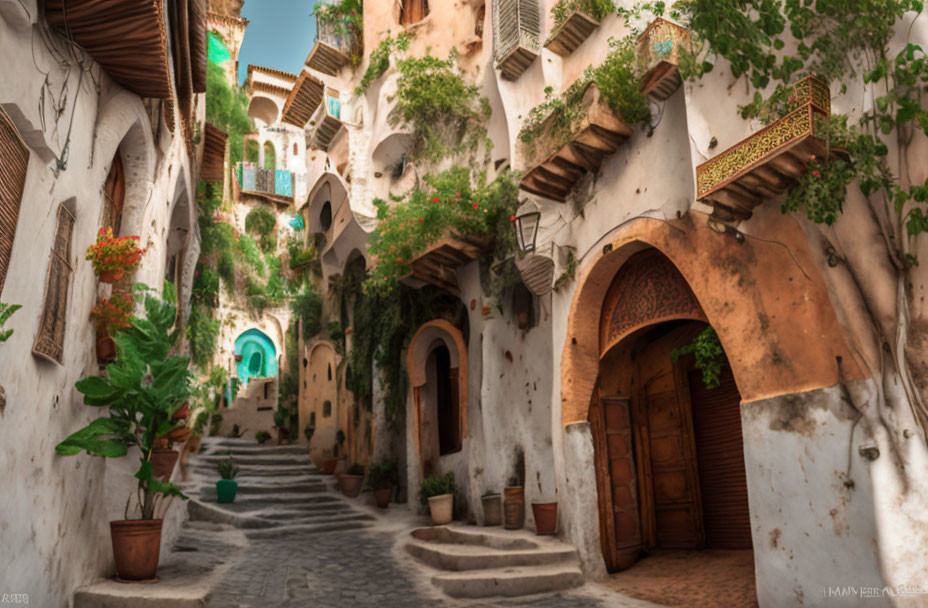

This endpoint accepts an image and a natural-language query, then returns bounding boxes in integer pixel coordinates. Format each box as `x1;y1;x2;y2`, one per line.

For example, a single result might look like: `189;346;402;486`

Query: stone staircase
404;525;585;599
184;438;375;537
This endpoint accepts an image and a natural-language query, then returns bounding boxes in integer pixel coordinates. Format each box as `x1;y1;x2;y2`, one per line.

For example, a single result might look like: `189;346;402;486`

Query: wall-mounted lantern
513;198;541;254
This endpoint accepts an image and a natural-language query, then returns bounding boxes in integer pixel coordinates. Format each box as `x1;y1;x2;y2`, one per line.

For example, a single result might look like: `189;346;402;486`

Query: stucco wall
0;11;200;606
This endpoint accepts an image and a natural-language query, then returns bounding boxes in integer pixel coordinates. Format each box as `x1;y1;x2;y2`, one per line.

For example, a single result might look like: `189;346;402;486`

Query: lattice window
0;106;29;297
492;0;541;65
33;204;75;364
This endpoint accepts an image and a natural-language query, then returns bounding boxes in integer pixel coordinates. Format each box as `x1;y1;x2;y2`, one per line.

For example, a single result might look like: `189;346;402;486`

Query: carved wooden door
634;332;704;550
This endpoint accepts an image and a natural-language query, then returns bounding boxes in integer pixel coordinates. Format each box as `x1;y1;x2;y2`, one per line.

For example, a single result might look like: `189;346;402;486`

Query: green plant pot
216;479;238;503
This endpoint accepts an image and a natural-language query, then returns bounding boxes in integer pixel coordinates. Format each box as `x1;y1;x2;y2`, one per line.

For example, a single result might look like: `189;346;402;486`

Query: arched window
399;0;429;25
320;201;332;232
327;363;332;381
323;400;332;418
263;141;276;171
245;139;260;164
102;153;125;234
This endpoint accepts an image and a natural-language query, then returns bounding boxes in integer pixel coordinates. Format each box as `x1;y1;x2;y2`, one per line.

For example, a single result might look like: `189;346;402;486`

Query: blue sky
237;0;319;84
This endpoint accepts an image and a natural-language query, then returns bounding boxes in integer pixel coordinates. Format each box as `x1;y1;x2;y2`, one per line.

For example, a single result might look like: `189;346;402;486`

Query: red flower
419;217;425;223
809;154;816;161
472;203;479;210
396;257;403;263
432;196;440;203
812;170;821;177
510;215;516;222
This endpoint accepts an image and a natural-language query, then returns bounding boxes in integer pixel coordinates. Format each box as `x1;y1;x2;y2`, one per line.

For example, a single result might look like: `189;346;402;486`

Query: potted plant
339;464;365;498
420;472;455;526
504;476;525;530
55;282;191;582
322;448;338;475
273;407;290;444
482;490;502;526
255;430;271;444
90;291;134;364
367;458;398;508
85;227;145;283
216;455;240;504
532;500;558;535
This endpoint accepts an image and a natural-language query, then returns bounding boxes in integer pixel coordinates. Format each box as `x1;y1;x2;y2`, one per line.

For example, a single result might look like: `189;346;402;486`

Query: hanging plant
90;291;135;335
671;326;725;389
356;32;411;95
85;228;145;283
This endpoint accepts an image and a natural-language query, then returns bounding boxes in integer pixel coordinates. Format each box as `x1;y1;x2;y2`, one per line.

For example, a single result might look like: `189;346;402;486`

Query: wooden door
689;364;753;549
400;0;429;25
102;153;125;233
634;333;704;550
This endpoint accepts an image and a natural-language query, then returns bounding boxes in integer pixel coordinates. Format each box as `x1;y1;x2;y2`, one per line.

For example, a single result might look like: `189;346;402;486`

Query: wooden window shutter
0;106;30;296
33;204;75;364
492;0;541;79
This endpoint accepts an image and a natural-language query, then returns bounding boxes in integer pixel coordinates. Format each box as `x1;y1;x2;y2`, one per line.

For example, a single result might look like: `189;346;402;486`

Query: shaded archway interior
589;248;756;606
234;328;278;385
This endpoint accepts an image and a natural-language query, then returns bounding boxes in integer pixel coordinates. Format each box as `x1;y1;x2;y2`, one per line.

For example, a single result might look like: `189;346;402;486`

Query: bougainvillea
85;228;145;280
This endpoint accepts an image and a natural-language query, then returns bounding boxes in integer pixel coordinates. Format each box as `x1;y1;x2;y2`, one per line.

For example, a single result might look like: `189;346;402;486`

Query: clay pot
216;479;238;504
149;448;178;480
428;493;453;525
373;487;392;508
96;334;116;364
322;458;338;475
532;502;558;535
503;486;524;530
164;426;191;445
339;474;363;498
482;494;502;526
99;269;121;284
110;519;163;582
172;402;189;421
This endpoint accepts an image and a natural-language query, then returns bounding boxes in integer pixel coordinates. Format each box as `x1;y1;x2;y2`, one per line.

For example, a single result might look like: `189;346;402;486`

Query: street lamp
513;199;541;254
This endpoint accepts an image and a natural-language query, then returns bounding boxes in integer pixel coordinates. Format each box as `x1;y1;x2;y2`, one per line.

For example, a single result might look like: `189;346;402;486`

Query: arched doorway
590;249;755;604
234;328;278;385
102;152;125;233
407;320;467;478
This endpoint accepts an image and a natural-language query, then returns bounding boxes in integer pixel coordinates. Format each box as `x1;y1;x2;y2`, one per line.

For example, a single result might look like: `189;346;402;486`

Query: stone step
257;505;353;520
198;443;308;456
405;540;578;571
198;482;327;498
191;463;318;477
244;519;374;539
431;566;584;598
193;453;312;467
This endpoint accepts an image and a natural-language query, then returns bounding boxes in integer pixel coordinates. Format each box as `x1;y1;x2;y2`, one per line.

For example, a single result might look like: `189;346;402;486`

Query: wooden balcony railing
637;18;691;101
305;16;357;76
695;76;844;221
520;82;632;202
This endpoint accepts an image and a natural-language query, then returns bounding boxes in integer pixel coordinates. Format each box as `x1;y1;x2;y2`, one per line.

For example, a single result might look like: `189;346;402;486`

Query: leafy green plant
392;54;491;163
206;59;254;166
550;0;615;28
217;456;239;480
291;286;323;339
187;307;220;370
367;458;398;490
356;32;410;95
0;302;21;341
671;326;725;389
192;266;220;309
519;36;649;154
245;207;278;252
256;430;271;444
367;168;520;287
312;0;363;64
419;472;455;506
55;282;191;520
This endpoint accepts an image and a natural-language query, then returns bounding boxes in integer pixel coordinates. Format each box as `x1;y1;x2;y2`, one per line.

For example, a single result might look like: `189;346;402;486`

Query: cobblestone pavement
206;526;610;608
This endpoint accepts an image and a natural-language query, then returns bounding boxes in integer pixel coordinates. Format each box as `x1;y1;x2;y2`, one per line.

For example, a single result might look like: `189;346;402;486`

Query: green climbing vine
671;326;725;389
356;32;410;95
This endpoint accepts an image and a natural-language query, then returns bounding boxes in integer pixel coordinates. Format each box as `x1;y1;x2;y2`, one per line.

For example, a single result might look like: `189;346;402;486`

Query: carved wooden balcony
305;17;355;76
544;10;600;57
200;123;228;183
637;18;690;101
695;77;845;221
282;70;325;128
494;0;541;80
520;82;632;202
309;89;344;151
401;235;495;297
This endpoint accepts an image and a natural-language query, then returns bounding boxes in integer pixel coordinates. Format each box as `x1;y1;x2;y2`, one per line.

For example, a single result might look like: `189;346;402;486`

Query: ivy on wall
356;32;411;95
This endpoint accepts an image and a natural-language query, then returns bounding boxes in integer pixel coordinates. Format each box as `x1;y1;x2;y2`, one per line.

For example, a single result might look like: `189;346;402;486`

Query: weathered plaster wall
0;12;200;606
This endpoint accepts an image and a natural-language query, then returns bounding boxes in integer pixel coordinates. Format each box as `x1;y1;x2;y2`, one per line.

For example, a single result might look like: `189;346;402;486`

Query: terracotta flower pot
373;487;392;508
339;474;363;498
164;426;191;445
96;334;116;364
503;486;524;530
482;494;502;526
322;458;338;475
110;519;163;582
99;269;121;284
532;502;558;535
172;402;189;421
428;493;454;525
149;448;178;480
